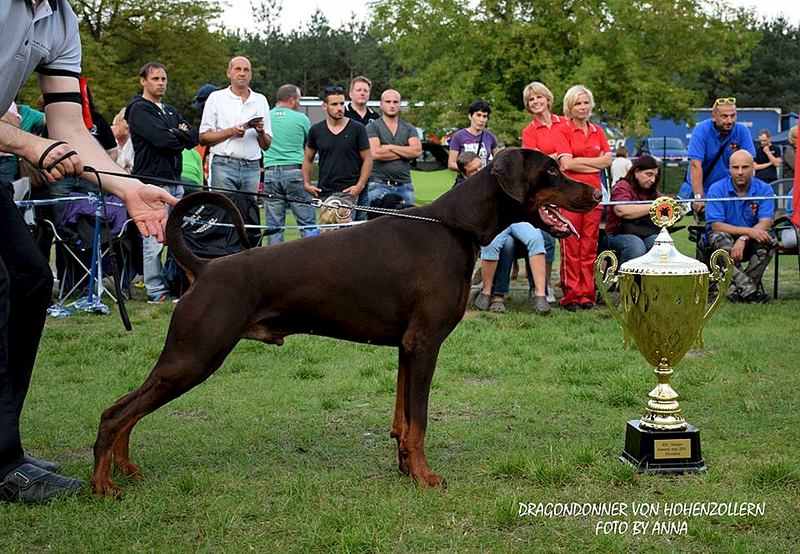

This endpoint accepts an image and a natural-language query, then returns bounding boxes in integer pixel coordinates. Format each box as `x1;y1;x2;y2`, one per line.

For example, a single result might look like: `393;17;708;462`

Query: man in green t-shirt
263;84;315;244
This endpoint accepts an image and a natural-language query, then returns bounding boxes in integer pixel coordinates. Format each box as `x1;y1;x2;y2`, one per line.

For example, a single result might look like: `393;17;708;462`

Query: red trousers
559;206;602;306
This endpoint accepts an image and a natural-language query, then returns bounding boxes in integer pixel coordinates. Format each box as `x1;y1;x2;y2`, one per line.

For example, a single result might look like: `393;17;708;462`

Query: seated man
705;150;776;303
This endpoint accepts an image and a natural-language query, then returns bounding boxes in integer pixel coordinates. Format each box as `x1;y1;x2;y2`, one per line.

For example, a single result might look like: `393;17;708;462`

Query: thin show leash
82;168;443;224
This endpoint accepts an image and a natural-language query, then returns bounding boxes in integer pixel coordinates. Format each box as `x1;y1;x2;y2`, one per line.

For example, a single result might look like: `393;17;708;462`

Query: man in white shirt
199;57;271;195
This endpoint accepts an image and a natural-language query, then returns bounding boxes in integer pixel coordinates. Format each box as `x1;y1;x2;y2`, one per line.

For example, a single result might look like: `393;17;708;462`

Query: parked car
638;136;689;165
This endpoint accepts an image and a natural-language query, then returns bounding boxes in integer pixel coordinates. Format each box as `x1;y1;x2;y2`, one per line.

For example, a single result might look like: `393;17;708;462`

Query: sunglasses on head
323;85;344;95
713;97;736;107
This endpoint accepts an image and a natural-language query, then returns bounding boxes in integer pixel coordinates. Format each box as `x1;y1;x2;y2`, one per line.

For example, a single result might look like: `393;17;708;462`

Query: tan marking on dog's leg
397;339;446;487
391;349;410;475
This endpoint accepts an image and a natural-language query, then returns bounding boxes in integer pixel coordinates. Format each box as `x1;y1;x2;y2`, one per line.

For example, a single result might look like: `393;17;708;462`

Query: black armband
36;66;81;79
42;92;83;106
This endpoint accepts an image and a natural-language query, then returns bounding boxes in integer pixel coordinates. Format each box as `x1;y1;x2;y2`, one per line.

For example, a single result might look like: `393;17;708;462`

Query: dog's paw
412;471;446;488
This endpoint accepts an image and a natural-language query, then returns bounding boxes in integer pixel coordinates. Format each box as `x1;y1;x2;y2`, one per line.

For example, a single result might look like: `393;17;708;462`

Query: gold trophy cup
595;197;733;473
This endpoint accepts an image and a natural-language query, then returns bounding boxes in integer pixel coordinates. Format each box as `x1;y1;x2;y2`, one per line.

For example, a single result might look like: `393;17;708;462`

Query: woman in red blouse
520;81;571;302
558;85;612;311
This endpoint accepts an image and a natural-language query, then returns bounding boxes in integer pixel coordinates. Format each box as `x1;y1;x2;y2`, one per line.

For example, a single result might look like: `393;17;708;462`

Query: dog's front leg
397;339;445;487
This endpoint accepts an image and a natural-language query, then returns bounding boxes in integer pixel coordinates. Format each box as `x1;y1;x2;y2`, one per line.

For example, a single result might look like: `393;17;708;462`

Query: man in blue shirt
706;150;776;303
685;97;756;215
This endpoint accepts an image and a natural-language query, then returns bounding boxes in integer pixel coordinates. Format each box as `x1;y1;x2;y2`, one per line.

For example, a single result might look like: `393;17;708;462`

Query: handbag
619;215;659;238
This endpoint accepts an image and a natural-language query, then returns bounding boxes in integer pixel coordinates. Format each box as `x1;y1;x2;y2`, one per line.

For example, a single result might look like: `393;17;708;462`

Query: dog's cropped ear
490;148;529;204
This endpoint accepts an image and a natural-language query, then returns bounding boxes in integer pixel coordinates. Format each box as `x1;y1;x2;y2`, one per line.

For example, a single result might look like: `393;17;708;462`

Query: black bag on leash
165;192;261;297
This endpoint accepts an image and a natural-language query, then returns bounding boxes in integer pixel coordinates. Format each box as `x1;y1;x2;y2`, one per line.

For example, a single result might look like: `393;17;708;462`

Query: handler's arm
38;74;176;241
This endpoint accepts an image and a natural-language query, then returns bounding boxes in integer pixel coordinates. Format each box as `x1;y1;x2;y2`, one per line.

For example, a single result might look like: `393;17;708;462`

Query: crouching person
705;150;776;303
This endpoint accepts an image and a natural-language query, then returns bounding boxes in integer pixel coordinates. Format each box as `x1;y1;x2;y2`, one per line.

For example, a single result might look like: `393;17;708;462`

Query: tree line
17;0;800;143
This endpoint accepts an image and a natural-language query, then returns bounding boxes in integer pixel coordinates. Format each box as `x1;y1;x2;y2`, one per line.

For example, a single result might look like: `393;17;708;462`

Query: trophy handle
698;249;733;347
594;250;630;348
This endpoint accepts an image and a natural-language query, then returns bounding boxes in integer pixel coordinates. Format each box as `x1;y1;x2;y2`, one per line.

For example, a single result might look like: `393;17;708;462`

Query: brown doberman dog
91;148;601;496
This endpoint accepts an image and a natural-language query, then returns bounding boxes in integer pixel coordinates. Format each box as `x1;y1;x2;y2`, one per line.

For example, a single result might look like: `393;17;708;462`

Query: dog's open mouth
538;204;580;239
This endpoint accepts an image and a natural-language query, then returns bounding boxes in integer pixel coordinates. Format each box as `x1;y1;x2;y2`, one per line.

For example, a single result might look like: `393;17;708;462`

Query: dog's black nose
593;189;603;202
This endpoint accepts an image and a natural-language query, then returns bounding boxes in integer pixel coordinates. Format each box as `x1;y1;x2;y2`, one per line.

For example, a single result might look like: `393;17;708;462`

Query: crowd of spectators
5;76;797;311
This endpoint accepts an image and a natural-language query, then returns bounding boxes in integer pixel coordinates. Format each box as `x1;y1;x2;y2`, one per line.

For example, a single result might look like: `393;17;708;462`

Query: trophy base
619;420;707;474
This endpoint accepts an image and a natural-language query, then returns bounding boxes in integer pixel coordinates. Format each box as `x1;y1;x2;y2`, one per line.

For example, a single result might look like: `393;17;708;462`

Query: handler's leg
0;184;83;503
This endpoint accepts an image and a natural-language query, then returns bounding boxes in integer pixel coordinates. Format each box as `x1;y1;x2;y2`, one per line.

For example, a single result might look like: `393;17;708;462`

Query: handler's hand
731;239;745;263
121;183;178;243
36;139;83;183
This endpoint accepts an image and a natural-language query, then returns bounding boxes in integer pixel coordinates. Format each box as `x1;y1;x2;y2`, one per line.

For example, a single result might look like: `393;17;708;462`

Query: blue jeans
607;233;657;265
263;168;317;244
367;179;415;206
481;223;545;296
541;230;556;264
210;156;261;194
143;185;183;297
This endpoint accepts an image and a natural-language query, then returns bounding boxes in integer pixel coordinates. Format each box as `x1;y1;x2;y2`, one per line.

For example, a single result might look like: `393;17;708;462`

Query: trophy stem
639;359;688;431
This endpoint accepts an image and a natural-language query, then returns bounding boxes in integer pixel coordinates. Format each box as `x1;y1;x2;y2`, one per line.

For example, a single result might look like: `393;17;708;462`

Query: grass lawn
2;169;798;552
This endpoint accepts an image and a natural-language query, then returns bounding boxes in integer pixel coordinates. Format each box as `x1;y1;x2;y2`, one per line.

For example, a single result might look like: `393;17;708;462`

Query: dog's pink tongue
541;205;580;239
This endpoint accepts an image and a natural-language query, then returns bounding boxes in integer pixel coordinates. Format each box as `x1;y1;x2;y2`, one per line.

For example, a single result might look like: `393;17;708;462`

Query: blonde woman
558;85;612;311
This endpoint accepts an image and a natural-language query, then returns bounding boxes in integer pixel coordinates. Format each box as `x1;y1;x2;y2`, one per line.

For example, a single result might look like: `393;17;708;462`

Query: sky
218;1;800;35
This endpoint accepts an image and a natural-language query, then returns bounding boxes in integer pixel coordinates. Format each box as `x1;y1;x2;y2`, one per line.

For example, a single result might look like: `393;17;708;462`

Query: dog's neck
421;174;516;245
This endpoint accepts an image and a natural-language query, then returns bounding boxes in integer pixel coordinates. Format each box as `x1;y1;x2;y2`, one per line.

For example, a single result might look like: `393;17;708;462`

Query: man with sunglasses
705;150;775;303
303;86;372;209
685;97;755;215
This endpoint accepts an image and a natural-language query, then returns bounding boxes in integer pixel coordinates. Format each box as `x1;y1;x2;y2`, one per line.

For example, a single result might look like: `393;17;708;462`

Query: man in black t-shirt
303;86;371;205
753;129;781;183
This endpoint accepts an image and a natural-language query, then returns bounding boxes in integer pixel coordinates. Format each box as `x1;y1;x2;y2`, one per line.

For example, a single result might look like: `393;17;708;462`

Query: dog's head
491;148;602;238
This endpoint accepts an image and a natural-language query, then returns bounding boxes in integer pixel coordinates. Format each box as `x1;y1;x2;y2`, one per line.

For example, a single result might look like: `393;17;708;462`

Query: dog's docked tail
166;192;251;281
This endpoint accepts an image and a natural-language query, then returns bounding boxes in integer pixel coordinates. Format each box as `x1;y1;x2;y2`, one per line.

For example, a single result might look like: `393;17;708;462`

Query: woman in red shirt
558;85;612;311
520;81;571;302
605;155;661;264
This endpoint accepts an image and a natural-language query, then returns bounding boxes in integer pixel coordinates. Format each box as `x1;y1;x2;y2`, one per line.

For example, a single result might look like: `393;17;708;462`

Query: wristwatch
693;193;702;199
738;236;748;242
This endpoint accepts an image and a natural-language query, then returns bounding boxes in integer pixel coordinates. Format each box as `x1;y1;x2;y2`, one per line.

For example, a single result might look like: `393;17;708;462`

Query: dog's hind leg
396;335;446;487
390;349;410;475
92;333;239;497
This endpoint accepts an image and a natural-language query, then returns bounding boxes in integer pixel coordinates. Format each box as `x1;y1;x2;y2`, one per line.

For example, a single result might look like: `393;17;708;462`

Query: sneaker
580;302;596;310
147;293;171;304
561;302;580;312
532;295;551;315
23;452;60;473
545;286;556;304
0;463;83;504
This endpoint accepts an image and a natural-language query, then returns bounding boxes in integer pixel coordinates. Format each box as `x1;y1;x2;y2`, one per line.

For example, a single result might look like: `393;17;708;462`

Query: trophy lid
618;197;709;276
